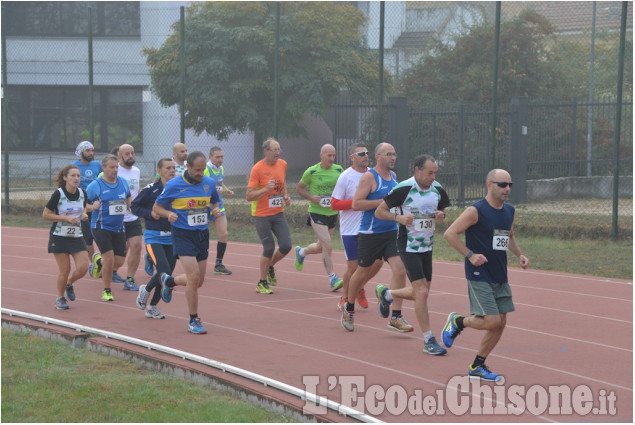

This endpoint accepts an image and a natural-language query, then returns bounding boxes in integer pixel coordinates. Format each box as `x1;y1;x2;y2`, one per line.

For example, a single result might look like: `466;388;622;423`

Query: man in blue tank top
441;169;530;382
340;142;411;333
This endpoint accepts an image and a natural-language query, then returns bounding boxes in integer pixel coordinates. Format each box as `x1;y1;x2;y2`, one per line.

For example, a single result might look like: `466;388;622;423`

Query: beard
123;158;136;167
81;152;94;162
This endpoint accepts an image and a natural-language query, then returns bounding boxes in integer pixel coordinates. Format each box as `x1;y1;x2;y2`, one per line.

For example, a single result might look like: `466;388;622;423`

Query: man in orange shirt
246;138;292;294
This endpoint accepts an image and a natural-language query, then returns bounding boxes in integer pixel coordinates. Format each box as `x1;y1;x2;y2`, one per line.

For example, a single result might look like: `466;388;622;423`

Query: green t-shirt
299;162;344;216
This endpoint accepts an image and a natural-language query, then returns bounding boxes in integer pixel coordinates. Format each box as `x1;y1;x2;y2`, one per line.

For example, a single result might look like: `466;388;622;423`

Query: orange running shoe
357;289;369;309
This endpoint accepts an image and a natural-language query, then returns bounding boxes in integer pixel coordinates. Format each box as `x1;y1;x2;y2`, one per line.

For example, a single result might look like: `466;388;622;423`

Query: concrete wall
527;176;633;201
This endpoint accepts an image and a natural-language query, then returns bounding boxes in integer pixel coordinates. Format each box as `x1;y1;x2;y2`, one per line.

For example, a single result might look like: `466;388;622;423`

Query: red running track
1;226;632;422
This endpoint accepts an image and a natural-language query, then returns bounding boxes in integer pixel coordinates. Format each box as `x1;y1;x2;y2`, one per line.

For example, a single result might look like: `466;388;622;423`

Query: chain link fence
1;1;632;239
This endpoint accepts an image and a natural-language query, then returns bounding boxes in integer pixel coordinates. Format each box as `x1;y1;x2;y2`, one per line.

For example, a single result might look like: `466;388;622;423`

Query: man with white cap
71;141;102;257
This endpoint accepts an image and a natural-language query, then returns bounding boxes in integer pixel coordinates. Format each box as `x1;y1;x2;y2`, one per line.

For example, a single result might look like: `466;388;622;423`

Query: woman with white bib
42;165;90;310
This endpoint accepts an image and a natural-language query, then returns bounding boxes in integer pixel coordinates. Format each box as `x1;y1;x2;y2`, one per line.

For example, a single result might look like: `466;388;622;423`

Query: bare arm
42;207;81;226
352;172;382;211
375;200;413;226
245;178;276;202
443;206;488;267
296;181;320;204
507;225;530;269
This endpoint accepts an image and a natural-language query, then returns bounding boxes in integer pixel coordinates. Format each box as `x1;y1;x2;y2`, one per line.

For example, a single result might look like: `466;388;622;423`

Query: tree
144;2;381;159
399;9;573;106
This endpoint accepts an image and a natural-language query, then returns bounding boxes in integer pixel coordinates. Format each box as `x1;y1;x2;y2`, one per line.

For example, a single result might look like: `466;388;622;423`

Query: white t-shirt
331;166;366;236
118;165;140;222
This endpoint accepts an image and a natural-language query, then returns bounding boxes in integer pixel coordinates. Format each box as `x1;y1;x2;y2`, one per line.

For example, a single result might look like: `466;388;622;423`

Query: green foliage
400;9;574;105
144;2;381;143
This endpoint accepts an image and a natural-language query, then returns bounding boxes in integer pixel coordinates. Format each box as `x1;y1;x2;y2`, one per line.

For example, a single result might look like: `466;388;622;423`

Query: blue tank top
359;169;398;234
465;198;515;283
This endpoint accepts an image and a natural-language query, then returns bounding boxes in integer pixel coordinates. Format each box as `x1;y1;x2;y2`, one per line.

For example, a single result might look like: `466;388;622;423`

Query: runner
295;144;345;291
246;138;292;294
331;143;383;311
71;141;101;258
341;142;411;332
375;154;450;355
42;165;90;310
205;146;235;275
131;158;177;319
153;151;222;334
86;154;131;302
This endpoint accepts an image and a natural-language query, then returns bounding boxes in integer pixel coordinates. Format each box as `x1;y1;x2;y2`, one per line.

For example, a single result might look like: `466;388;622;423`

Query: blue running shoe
160;273;173;303
294;246;305;271
423;336;447;356
441;312;462;348
469;364;503;382
188;317;207;334
144;252;154;276
55;296;69;310
329;275;343;291
111;270;125;283
374;284;392;318
64;284;76;302
123;277;139;291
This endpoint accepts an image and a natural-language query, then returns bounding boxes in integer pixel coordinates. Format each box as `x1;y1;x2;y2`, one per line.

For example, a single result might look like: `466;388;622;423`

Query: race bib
319;195;332;208
59;224;82;238
412;213;435;232
492;229;510;251
187;208;208;226
268;194;283;208
109;200;126;215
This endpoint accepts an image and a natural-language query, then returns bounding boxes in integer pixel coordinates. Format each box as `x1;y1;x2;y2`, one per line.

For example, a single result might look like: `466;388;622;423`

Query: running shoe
341;308;354;332
357;289;368;309
329;275;343;292
111;270;125;283
337;297;347;312
64;284;76;302
294;246;305;271
90;253;102;279
388;315;414;332
143;252;154;276
423;336;447;356
266;266;277;286
469;364;503;382
256;281;273;294
136;284;149;310
160;273;173;303
374;284;392;318
55;296;69;310
123;277;139;291
145;305;165;319
441;312;462;348
188;318;207;334
101;288;114;302
214;264;232;275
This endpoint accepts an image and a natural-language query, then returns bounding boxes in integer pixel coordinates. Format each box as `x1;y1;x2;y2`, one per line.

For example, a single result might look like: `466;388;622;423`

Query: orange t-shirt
247;159;288;217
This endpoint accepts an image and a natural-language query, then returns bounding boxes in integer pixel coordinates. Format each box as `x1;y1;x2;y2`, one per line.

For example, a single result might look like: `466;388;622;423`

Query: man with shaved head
295;144;345;291
442;168;530;382
116;143;142;291
172;142;188;176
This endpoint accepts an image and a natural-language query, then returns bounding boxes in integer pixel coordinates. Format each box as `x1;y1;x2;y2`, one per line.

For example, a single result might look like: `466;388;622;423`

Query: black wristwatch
465;250;473;260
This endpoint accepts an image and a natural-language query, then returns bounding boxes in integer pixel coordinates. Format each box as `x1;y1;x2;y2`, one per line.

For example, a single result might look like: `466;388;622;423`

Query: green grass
0;329;290;423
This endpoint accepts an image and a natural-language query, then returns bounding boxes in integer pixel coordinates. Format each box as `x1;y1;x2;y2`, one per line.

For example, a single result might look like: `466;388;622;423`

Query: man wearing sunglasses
441;169;530;382
295;144;345;291
331;143;383;311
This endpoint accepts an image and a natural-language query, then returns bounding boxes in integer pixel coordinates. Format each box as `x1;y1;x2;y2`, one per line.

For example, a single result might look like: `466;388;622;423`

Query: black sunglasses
491;181;513;188
354;151;369;157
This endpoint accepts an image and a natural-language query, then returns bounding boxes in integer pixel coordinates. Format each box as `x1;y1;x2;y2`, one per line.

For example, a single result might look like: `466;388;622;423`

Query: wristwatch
465;250;473;260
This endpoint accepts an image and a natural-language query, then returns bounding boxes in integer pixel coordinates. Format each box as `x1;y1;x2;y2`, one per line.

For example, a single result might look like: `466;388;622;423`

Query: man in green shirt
295;144;344;291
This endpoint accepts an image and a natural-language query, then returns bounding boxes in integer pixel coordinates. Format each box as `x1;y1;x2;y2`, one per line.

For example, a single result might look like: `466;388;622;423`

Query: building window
5;86;143;153
3;1;140;37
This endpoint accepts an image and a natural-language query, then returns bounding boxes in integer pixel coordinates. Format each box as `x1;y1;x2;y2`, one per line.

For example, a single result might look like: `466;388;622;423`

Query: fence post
387;97;408;180
510;97;528;204
458;104;465;204
570;98;577;177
